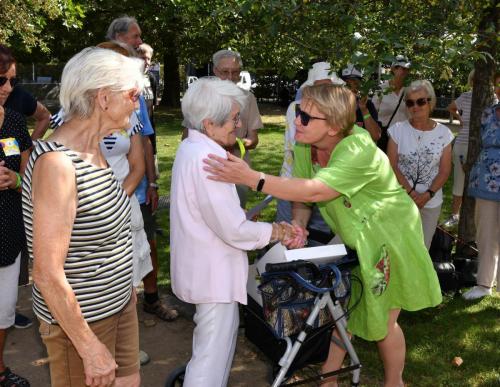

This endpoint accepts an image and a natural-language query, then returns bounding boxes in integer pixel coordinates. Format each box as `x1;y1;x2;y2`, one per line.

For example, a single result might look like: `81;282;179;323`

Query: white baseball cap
391;55;411;69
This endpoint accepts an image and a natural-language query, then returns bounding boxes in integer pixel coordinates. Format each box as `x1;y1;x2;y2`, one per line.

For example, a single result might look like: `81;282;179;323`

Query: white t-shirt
454;91;472;145
372;81;408;127
388;120;454;208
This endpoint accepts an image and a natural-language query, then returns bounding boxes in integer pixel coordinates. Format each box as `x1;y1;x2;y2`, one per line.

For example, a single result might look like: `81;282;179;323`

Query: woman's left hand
0;161;16;190
412;192;430;209
203;152;259;187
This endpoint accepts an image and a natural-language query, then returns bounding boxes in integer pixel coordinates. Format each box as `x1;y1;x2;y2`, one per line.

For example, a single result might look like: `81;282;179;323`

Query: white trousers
420;205;442;250
0;253;21;329
475;198;500;290
183;302;239;387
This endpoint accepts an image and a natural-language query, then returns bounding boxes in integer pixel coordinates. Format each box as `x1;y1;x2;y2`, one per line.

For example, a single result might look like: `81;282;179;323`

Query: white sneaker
462;286;492;300
443;214;459;228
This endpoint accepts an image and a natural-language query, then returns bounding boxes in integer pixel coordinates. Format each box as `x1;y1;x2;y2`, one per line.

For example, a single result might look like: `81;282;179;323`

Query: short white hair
138;43;153;58
106;16;138;41
182;77;247;131
406;79;437;111
212;50;243;68
59;47;144;121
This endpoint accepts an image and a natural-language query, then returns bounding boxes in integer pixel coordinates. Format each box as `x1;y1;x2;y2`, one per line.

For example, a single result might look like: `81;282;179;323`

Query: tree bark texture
458;2;498;249
161;36;181;108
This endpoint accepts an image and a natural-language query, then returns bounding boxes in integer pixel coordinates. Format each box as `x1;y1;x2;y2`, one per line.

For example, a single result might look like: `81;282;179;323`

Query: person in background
0;43;31;387
387;80;453;249
107;17;177;326
276;62;344;244
172;77;298;386
106;15;143;50
445;70;498;227
3;47;51;330
203;83;442;387
340;64;381;142
372;55;411;151
182;49;263;208
463;72;500;300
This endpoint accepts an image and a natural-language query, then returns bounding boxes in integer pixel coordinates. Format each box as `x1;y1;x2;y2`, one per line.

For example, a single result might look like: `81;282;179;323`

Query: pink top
170;129;272;304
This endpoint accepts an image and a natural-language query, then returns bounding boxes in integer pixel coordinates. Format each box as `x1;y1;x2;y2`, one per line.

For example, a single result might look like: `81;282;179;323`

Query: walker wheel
165;364;186;387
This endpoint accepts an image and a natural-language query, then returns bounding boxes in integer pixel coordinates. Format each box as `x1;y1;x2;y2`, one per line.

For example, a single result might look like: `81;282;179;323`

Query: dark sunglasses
0;76;18;88
295;105;327;126
405;97;431;108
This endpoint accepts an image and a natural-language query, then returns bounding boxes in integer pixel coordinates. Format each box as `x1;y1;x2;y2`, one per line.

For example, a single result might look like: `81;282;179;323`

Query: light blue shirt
135;95;155;205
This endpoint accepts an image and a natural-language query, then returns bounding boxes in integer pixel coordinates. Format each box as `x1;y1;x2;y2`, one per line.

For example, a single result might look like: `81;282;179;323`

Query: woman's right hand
81;337;117;387
203;152;260;188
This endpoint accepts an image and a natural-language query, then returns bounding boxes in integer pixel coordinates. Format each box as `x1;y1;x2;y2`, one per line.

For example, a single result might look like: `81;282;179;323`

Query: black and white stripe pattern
22;141;133;324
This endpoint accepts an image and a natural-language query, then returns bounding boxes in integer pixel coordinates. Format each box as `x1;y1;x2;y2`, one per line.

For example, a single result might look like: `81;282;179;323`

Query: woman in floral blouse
463;72;500;300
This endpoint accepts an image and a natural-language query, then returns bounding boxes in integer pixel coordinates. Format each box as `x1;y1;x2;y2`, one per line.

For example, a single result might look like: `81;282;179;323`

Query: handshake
270;222;308;249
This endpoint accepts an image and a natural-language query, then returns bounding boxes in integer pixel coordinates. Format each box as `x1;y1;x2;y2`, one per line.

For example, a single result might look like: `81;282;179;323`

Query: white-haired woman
170;77;297;386
203;83;442;387
22;47;144;387
387;80;453;249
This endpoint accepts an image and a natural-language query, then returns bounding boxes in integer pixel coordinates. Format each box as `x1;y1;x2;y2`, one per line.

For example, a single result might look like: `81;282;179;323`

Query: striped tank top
22;141;133;324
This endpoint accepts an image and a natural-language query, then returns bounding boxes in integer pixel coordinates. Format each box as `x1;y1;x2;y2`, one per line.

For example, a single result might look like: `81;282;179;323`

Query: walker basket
259;262;351;339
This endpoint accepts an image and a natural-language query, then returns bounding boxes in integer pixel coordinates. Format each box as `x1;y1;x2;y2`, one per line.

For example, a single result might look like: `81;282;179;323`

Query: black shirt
0;108;32;266
5;86;38;117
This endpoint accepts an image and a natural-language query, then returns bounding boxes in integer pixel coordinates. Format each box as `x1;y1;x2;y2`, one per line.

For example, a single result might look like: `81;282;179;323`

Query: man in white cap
372;55;411;151
275;62;344;243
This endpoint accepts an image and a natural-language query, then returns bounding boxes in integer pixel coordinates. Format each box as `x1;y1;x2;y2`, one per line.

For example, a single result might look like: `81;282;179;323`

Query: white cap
300;62;345;88
341;64;363;80
391;55;411;69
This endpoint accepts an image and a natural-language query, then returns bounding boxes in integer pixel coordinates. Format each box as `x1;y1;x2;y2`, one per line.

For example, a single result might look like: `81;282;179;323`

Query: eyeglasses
295;105;327;126
405;97;431;108
128;90;141;102
0;77;18;88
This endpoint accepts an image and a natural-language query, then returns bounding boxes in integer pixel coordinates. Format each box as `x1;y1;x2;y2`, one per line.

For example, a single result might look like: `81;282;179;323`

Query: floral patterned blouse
468;104;500;201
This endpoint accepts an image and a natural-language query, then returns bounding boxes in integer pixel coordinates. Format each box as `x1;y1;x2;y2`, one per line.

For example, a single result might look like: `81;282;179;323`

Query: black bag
429;227;460;294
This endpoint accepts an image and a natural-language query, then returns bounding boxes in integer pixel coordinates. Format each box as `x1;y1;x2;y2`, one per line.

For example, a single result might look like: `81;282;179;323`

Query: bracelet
256;172;265;192
363;113;371;120
14;172;22;189
149;182;159;189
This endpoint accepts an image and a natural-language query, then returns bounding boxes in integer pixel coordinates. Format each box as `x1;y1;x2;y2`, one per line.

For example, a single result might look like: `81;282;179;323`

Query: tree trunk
458;2;498;251
160;37;181;108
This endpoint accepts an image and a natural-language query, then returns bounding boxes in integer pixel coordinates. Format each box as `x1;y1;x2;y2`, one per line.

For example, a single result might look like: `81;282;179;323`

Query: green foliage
0;0;85;53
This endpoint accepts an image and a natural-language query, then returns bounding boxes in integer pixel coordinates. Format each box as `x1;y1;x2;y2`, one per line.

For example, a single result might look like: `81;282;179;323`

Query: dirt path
5;285;271;387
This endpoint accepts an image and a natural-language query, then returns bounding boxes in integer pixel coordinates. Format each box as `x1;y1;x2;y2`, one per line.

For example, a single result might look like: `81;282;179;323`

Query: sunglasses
295;105;327;126
0;76;18;88
405;97;431;108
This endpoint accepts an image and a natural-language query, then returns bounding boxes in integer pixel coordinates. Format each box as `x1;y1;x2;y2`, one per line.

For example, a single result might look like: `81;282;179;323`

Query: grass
149;105;500;386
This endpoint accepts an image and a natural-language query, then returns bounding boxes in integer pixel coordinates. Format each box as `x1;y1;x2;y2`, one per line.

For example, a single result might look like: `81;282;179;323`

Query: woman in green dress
203;83;442;387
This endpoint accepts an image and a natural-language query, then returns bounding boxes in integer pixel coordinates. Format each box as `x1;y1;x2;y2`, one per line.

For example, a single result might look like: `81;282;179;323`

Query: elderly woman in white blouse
387;80;453;249
170;77;297;387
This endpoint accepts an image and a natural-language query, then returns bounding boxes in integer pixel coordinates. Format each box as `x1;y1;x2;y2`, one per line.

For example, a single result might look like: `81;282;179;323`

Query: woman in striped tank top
22;47;144;387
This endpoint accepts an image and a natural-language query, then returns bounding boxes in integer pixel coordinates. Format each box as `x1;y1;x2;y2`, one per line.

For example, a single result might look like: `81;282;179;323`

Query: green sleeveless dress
293;125;442;341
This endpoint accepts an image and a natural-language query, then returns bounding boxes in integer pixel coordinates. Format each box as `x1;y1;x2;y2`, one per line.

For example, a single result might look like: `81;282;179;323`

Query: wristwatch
149;182;159;189
426;189;435;198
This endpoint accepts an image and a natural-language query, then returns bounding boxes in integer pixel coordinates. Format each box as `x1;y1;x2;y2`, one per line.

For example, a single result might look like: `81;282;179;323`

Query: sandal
143;300;179;321
0;368;30;387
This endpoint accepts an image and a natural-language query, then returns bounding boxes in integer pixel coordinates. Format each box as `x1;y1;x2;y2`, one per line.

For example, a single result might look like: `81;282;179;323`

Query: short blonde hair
59;47;144;121
302;84;356;137
405;80;437;111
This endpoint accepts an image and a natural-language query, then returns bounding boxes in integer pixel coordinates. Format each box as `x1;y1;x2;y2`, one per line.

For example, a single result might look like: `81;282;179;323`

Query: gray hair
59;47;144;121
405;79;436;111
182;77;247;131
106;16;138;41
467;69;475;88
137;43;153;58
212;49;243;68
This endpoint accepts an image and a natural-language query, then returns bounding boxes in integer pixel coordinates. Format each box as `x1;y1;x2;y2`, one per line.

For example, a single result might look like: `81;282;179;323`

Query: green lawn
154;105;499;387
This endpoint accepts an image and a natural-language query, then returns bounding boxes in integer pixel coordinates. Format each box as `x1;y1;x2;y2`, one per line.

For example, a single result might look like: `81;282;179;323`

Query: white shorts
0;253;21;329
